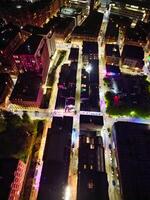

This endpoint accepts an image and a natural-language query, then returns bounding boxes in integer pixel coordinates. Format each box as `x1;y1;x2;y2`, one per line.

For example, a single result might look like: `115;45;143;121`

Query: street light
85;63;92;74
64;185;71;200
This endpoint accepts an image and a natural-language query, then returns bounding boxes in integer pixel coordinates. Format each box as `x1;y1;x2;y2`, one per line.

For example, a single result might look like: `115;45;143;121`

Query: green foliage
0;110;37;162
103;77;110;87
105;75;150;118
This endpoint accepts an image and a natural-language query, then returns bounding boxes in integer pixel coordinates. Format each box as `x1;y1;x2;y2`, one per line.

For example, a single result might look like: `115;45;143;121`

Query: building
13;35;49;83
0;73;13;106
38;117;73;200
68;47;79;62
0;158;26;200
0;56;15;74
71;11;103;42
41;16;75;42
22;25;56;58
124;21;149;47
0;24;23;73
112;121;150;200
59;6;86;26
55;62;77;110
10;72;43;107
82;41;98;63
80;60;100;112
0;0;63;26
105;20;119;43
54;17;75;42
100;0;110;8
121;45;144;71
106;64;121;76
77;131;109;200
110;0;150;21
105;44;120;65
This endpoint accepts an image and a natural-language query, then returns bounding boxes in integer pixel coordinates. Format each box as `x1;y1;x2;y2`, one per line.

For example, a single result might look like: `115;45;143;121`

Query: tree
22;111;31;124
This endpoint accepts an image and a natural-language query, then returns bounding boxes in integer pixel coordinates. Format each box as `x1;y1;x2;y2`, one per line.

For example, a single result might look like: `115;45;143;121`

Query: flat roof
38;117;73;200
10;72;42;101
83;41;98;55
122;45;144;60
113;121;150;200
125;27;147;42
111;0;150;8
77;131;108;200
14;35;43;55
72;11;103;37
69;48;79;60
109;14;132;28
77;171;109;200
23;25;51;35
105;21;119;39
80;115;104;126
105;44;120;57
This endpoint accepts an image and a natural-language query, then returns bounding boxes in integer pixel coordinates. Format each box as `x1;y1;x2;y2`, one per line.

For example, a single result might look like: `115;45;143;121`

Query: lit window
88;180;94;189
13;55;18;58
90;144;94;149
15;60;20;63
84;164;87;169
90;165;93;170
86;137;90;143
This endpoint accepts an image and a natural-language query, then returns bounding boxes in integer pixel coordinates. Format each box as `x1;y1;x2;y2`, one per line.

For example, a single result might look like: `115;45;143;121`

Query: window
88;180;94;189
90;144;95;149
90;165;93;170
83;164;87;169
86;137;90;143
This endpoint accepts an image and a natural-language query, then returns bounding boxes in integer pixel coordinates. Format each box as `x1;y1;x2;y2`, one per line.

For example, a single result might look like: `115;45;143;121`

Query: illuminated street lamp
85;63;92;74
64;185;71;200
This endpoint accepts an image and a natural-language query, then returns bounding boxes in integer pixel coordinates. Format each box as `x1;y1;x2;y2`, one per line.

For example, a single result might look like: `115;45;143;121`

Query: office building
121;45;144;71
112;121;150;200
105;44;120;65
77;131;109;200
10;72;43;107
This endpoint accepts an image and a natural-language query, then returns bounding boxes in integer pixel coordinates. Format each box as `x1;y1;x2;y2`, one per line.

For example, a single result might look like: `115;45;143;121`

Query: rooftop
72;11;103;37
23;25;50;35
83;41;98;55
109;14;132;28
125;26;147;43
111;0;150;8
14;35;43;55
113;121;150;200
105;21;119;40
105;44;120;57
10;72;42;101
122;45;144;60
0;1;51;15
69;48;79;61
